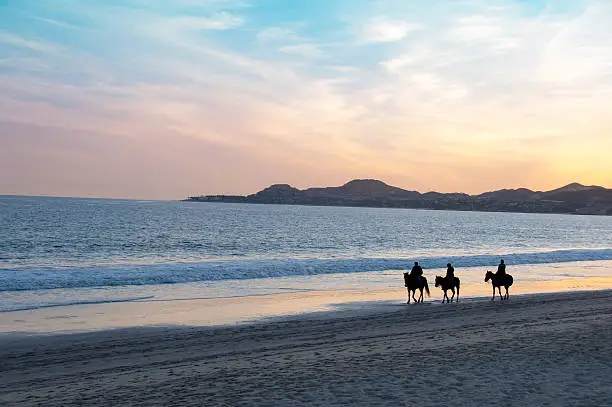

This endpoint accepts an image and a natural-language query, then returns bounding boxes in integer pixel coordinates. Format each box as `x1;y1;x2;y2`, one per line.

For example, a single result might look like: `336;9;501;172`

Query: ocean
1;195;611;315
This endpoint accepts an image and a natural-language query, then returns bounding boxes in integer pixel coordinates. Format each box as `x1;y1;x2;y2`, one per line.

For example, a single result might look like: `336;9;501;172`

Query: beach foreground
1;290;611;406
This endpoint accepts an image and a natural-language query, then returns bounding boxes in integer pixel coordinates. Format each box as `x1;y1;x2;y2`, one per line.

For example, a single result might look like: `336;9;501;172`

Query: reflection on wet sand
2;275;612;334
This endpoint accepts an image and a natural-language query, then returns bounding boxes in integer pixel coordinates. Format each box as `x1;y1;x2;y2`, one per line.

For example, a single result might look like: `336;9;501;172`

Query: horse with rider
403;262;430;303
485;259;514;300
403;259;513;303
435;263;461;303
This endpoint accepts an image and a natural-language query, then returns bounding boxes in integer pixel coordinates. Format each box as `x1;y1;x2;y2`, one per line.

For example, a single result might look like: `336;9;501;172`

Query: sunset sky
1;0;611;199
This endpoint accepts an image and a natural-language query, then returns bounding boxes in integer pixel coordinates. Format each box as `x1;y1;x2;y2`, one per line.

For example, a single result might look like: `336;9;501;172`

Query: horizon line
3;179;609;201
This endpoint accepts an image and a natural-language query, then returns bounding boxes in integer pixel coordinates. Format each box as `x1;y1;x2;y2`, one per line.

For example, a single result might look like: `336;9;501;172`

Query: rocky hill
187;180;612;215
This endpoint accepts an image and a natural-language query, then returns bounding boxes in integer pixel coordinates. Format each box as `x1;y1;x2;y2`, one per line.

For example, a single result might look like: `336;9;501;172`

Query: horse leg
505;286;509;300
450;288;455;303
491;285;495;301
498;286;503;300
406;288;411;304
418;288;423;303
443;290;448;303
412;290;417;303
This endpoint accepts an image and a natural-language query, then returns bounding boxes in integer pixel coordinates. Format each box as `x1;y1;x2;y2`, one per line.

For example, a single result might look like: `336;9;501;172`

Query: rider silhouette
495;259;506;279
445;263;455;283
410;262;423;281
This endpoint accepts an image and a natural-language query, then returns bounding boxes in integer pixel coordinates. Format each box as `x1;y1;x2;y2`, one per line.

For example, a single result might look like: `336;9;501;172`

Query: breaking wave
1;248;611;292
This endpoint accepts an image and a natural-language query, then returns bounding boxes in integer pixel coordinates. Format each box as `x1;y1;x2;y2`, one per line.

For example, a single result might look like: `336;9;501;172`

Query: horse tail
507;274;514;287
424;279;430;297
456;278;460;300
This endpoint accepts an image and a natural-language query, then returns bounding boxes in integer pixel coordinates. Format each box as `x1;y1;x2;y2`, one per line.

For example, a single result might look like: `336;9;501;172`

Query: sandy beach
1;289;611;406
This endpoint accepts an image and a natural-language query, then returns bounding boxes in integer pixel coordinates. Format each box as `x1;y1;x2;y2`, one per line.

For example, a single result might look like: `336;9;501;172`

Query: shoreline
2;288;611;341
2;269;612;335
2;285;612;339
184;199;612;216
1;289;611;406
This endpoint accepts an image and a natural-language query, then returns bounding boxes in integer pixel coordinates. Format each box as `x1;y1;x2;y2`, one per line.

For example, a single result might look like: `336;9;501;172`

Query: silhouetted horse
485;271;513;301
403;273;430;304
434;276;460;303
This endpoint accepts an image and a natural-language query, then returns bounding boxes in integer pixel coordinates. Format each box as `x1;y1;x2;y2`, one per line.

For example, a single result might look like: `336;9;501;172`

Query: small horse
403;273;430;303
484;271;513;301
434;276;460;303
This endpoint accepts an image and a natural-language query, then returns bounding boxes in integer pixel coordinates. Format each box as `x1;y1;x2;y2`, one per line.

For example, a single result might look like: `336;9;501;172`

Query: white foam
1;249;611;292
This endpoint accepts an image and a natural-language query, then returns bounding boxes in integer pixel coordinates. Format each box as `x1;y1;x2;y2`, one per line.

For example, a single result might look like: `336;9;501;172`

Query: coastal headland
186;179;612;215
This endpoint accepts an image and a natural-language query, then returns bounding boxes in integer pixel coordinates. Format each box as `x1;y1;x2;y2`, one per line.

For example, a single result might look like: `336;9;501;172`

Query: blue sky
0;0;611;198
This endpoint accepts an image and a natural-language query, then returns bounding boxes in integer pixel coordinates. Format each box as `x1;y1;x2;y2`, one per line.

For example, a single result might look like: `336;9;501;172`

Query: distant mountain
545;182;601;194
186;180;612;216
250;184;302;204
477;188;536;201
540;183;609;201
302;179;421;200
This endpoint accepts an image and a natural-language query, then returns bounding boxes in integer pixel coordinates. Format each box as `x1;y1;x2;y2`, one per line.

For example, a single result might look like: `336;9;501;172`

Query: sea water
1;196;611;314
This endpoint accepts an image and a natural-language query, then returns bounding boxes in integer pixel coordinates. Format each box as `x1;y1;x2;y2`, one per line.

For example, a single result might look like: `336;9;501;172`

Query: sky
0;0;611;199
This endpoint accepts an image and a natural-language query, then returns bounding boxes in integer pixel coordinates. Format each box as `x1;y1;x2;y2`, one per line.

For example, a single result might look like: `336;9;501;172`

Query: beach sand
3;273;612;334
1;289;611;406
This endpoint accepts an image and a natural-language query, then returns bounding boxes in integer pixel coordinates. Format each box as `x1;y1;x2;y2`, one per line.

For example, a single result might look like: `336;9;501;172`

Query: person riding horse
434;263;460;303
404;261;430;303
496;259;506;279
485;259;513;300
410;261;423;282
445;263;454;284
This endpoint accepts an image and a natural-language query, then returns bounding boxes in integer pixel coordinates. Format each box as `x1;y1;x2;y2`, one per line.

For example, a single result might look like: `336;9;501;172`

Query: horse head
434;276;443;287
484;271;493;282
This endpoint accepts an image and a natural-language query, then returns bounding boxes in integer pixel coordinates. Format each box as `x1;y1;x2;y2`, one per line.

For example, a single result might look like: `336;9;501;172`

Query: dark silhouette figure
435;275;460;303
410;262;423;280
445;263;455;282
495;259;506;279
403;270;430;304
485;270;514;300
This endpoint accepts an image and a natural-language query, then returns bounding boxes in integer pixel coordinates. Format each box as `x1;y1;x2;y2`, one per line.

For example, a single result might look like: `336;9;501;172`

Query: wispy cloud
360;18;421;43
30;16;81;30
452;15;504;41
279;43;324;58
172;12;244;30
257;26;300;42
0;31;60;53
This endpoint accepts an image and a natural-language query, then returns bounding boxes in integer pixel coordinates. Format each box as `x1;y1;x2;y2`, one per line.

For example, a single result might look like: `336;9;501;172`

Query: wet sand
1;289;612;406
3;273;612;334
